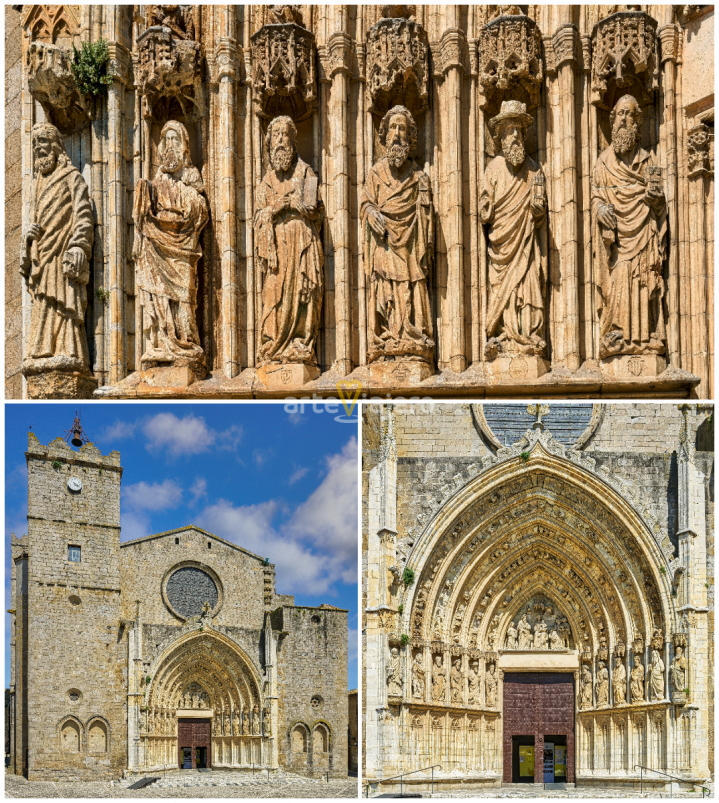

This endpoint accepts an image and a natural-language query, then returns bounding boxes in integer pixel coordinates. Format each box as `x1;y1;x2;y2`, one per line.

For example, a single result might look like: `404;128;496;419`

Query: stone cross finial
527;403;550;429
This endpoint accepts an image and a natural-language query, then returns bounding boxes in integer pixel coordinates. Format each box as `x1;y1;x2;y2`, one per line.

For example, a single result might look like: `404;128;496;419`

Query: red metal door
177;718;212;769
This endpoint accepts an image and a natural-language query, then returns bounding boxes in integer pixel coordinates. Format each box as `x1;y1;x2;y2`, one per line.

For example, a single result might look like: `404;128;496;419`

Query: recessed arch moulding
364;410;712;791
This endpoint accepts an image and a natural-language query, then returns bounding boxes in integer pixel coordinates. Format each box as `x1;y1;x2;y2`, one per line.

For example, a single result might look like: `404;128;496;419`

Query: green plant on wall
71;39;114;97
402;567;415;588
400;634;410;646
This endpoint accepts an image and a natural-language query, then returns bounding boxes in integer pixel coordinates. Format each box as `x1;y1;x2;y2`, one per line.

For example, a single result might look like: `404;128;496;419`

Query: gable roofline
120;525;269;564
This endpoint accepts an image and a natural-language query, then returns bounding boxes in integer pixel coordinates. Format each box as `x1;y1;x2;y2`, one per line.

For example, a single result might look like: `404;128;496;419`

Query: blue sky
5;402;359;689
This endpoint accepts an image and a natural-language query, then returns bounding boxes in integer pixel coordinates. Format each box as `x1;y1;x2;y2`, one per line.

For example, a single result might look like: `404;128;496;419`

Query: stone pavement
367;785;711;799
5;771;359;798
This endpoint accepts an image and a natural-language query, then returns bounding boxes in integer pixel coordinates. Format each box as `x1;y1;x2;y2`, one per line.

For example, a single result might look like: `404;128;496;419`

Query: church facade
8;434;348;781
363;403;713;792
5;5;714;401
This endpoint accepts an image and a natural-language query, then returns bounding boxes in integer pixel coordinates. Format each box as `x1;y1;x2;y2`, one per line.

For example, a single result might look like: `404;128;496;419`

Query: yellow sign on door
555;745;567;777
519;745;535;777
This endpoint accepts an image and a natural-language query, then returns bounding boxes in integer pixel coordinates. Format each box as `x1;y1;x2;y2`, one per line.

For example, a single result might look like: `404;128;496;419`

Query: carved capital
378;528;397;545
687;122;713;178
551;24;580;71
467;38;479;76
658;23;680;64
436;28;466;75
215;38;238;81
327;31;353;78
108;42;131;83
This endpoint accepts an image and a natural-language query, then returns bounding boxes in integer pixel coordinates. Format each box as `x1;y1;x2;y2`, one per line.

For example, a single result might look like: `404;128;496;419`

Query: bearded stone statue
361;105;434;366
255;115;324;374
20;123;95;396
133;120;209;372
480;100;547;361
592;94;667;361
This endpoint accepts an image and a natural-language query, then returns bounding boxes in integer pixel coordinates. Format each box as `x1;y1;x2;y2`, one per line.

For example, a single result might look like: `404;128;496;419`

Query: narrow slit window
207;541;211;549
68;545;81;563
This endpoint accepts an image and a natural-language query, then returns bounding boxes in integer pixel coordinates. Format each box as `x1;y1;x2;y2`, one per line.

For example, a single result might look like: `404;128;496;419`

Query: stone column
263;613;280;769
328;27;353;377
467;29;481;366
126;603;143;771
439;17;467;373
106;25;131;385
216;25;239;378
658;21;681;368
553;22;581;370
241;13;256;368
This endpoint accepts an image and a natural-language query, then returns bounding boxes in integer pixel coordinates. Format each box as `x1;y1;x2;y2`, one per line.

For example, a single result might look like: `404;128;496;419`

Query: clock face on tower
67;477;83;493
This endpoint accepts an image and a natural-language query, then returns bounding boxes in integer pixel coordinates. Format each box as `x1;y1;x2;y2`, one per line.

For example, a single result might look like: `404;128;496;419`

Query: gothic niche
179;681;210;709
251;6;317;122
26;41;93;134
478;6;543;115
366;6;429;119
134;5;204;122
590;10;658;109
504;596;573;651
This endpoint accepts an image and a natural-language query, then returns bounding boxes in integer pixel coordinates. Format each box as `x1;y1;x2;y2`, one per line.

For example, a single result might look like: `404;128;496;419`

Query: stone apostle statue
505;621;518;650
670;646;687;693
387;647;403;696
480;100;547;361
649;649;665;701
485;663;498;707
612;657;626;704
450;658;463;702
133;120;209;369
630;655;645;702
21;123;94;378
580;664;593;708
255;116;324;368
431;654;445;702
517;614;532;649
592;94;667;359
411;652;425;699
361;105;434;364
467;660;481;704
596;661;609;706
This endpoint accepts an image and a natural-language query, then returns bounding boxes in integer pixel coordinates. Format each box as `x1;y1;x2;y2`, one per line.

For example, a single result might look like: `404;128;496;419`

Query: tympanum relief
504;598;572;650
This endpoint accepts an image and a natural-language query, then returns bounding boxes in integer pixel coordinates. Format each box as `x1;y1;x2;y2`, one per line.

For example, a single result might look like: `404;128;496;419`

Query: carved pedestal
137;362;206;390
25;370;98;400
485;355;550;383
256;363;320;388
601;354;667;380
369;360;433;387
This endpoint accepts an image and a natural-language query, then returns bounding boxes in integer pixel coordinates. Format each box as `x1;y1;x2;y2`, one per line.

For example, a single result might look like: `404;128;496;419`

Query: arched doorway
137;631;270;771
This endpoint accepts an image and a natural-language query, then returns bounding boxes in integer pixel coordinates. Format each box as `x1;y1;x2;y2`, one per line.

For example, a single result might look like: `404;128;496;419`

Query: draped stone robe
592;145;667;357
360;157;434;361
481;154;546;354
134;165;208;363
23;158;94;370
255;157;324;366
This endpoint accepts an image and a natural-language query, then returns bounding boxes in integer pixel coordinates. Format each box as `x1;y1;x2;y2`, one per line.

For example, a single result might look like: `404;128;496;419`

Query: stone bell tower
10;432;126;780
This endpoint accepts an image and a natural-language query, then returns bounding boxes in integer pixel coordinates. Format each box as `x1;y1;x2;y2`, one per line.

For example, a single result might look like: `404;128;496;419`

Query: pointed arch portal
135;630;271;771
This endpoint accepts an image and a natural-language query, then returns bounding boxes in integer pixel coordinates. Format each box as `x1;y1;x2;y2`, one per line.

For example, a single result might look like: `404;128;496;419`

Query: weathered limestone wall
10;5;714;400
274;605;349;778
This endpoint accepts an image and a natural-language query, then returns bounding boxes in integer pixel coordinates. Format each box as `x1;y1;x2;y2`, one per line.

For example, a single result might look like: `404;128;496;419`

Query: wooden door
177;718;212;769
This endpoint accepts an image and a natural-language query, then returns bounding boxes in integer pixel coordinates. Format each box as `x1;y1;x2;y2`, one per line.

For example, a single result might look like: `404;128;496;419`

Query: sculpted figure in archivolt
133;120;208;368
20;123;94;376
592;95;667;359
361;105;434;364
481;100;547;361
255;116;324;367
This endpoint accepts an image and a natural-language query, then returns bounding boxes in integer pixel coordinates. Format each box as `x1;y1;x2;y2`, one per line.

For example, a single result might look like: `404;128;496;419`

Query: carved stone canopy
366;16;429;118
251;22;317;122
135;25;204;122
591;11;659;109
26;42;93;134
478;9;543;113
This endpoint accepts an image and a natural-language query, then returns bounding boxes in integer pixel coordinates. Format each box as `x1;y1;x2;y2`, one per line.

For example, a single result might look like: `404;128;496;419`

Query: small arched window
313;724;329;753
291;724;308;753
60;719;81;752
88;720;108;753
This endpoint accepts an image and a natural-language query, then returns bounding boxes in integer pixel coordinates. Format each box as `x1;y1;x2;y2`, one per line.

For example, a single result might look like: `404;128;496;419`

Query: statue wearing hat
20;122;95;384
133;119;209;371
480;100;547;361
592;94;666;361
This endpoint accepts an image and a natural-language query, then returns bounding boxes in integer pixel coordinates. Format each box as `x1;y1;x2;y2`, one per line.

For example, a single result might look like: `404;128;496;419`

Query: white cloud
253;448;273;467
143;413;217;456
189;477;208;506
348;627;359;672
218;425;244;451
197;438;358;595
120;510;153;542
123;479;183;511
101;420;137;442
287;411;305;425
288;466;309;485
